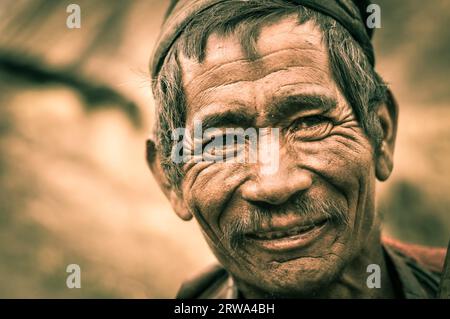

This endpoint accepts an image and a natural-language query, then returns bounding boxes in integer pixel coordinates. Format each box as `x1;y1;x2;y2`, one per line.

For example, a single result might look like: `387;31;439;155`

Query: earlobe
376;141;394;181
169;190;193;221
375;90;398;182
146;138;193;221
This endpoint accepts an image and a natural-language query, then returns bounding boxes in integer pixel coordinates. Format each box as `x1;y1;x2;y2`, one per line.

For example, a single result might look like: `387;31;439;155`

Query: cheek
183;163;249;232
290;130;375;220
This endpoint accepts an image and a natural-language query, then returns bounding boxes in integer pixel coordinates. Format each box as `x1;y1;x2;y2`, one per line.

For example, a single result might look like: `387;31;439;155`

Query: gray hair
152;0;387;191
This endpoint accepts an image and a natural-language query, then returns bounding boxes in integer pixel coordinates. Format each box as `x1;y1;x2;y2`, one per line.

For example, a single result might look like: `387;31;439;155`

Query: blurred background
0;0;449;298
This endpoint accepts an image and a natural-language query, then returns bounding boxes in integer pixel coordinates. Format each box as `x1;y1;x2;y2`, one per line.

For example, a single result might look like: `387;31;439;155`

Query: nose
241;167;313;206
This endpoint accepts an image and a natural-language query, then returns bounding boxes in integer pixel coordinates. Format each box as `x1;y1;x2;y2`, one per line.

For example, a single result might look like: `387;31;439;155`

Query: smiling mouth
245;217;329;251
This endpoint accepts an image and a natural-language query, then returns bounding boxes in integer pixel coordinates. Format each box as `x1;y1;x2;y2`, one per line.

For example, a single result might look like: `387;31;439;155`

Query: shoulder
382;236;446;273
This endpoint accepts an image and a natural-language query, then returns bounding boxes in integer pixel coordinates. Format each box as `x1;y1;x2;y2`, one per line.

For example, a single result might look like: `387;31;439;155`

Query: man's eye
289;115;333;140
202;133;246;159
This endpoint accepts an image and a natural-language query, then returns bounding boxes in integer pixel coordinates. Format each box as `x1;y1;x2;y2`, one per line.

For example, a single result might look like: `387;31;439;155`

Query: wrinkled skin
148;16;397;298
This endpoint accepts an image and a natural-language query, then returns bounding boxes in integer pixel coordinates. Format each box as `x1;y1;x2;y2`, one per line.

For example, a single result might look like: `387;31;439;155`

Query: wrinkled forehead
179;15;325;86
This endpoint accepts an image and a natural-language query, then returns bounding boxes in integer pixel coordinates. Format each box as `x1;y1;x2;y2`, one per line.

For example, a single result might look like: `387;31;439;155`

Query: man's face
179;16;378;296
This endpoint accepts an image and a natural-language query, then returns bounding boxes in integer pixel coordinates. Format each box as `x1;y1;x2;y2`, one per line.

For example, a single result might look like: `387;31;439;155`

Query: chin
213;216;357;297
261;253;346;297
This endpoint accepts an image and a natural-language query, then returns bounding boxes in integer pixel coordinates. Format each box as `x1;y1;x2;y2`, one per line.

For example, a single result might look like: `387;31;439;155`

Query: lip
245;218;329;252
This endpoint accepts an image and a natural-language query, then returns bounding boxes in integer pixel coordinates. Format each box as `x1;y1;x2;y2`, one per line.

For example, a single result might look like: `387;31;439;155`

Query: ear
375;90;399;181
146;138;193;221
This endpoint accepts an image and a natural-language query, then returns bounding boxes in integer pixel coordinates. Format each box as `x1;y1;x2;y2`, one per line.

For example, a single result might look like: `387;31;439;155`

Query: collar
383;244;431;299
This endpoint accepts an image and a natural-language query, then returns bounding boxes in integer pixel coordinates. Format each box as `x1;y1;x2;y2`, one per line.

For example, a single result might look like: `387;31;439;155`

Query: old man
147;0;449;298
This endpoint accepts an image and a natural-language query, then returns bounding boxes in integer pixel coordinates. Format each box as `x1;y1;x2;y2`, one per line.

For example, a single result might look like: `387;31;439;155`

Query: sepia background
0;0;449;298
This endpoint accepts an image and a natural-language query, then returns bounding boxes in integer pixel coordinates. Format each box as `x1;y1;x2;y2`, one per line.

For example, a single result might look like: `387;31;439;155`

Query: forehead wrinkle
188;64;331;109
187;80;257;118
183;46;325;90
273;83;334;99
181;16;322;87
185;48;329;106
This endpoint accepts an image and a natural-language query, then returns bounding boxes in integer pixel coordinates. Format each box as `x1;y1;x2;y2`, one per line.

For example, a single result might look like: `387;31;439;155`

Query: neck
316;230;396;299
237;229;398;299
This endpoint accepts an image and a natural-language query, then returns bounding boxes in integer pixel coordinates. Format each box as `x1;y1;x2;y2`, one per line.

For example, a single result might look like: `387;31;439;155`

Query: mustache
221;194;349;250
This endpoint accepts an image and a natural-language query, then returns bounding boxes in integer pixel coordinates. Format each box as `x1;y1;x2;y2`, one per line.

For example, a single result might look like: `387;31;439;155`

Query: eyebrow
198;108;256;131
267;93;338;122
193;93;337;131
